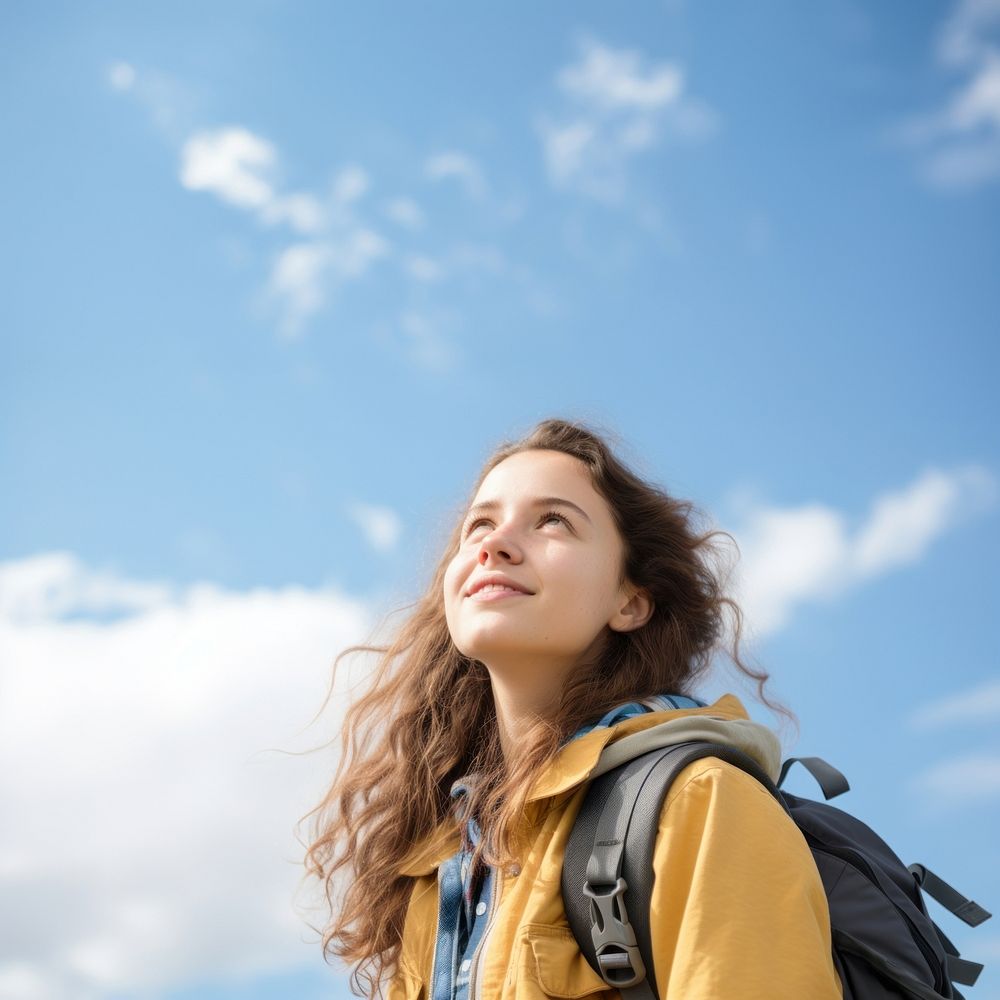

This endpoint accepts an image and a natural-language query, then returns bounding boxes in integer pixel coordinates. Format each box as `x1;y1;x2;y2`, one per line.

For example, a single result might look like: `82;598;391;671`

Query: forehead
474;449;598;506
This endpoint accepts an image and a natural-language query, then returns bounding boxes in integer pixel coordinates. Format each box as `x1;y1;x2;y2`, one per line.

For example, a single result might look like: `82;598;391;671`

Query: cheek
444;552;470;601
559;556;619;612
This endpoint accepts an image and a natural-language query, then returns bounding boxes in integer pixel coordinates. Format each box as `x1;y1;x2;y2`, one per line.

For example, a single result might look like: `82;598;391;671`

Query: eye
463;509;571;538
464;516;496;537
540;510;570;528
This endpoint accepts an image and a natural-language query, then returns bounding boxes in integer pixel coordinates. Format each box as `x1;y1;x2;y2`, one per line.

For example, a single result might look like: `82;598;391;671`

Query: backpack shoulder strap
562;740;780;1000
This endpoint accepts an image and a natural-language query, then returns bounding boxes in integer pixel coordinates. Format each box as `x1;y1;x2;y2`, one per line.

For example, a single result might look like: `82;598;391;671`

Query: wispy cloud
104;61;200;146
330;163;370;204
908;677;1000;729
381;308;460;374
0;552;372;999
382;197;426;229
537;34;719;201
557;41;683;111
723;464;998;638
174;127;392;337
264;241;335;339
425;151;489;200
262;228;390;340
107;61;135;92
345;502;404;552
909;753;1000;804
404;254;445;282
260;192;327;233
889;0;1000;190
109;64;528;356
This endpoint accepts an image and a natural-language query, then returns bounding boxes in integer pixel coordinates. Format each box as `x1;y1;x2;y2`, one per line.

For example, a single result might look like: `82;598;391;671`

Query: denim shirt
429;694;707;1000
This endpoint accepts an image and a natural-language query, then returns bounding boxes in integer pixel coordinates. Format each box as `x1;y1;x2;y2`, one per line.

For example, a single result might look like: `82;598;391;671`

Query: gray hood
591;713;783;783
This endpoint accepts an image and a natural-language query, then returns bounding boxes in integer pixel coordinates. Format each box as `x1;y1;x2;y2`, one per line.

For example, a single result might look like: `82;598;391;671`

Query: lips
468;586;529;602
466;574;534;597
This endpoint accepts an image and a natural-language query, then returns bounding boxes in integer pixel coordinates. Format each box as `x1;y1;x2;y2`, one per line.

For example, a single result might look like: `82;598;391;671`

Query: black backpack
562;741;992;999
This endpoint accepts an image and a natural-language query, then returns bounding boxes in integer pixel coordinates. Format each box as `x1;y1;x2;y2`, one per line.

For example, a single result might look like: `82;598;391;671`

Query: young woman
302;418;843;999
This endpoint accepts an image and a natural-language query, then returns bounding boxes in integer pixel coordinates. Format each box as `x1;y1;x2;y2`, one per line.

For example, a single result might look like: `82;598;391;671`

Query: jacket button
510;863;521;876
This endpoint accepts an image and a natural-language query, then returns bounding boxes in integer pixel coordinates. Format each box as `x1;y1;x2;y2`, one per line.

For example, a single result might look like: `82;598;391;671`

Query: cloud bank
0;552;373;999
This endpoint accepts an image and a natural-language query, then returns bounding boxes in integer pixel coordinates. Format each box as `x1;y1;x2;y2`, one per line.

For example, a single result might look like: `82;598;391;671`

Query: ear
609;585;654;633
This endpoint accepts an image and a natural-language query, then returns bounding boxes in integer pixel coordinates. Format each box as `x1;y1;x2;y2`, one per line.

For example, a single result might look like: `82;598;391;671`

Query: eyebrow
464;496;593;525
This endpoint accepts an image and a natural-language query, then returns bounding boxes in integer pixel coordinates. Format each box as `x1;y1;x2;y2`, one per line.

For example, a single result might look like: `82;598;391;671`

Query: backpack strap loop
909;864;993;927
776;755;850;799
946;953;985;988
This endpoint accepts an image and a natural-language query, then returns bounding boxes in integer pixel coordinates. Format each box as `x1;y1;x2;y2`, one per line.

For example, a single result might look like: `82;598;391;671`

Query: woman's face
443;449;651;692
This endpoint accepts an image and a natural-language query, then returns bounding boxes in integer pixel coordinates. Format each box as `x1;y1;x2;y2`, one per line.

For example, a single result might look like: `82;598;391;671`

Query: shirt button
461;960;471;972
475;901;487;916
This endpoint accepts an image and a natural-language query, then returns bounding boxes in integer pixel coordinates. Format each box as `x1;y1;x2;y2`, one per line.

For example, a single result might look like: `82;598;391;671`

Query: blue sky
2;1;999;997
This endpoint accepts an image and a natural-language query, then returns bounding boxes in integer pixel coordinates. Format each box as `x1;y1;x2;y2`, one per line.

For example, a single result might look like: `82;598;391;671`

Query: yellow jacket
389;694;843;999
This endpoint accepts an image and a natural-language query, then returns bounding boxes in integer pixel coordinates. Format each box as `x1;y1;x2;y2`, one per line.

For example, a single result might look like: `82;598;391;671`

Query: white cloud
259;192;327;234
113;67;467;342
107;61;135;92
265;230;390;339
851;465;997;576
404;254;445;282
541;120;597;186
949;49;1000;128
0;552;376;998
0;963;50;1000
266;241;334;340
723;464;998;638
180;127;277;210
538;35;718;201
922;130;1000;187
890;0;1000;190
0;551;172;622
910;753;1000;803
345;502;403;552
177;129;367;237
557;40;683;112
383;197;425;229
425;151;488;199
938;0;1000;68
327;227;390;279
908;677;1000;729
331;164;370;204
172;123;393;334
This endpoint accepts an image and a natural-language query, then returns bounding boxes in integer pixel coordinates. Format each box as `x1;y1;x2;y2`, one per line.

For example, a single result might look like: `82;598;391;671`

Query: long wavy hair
299;417;794;998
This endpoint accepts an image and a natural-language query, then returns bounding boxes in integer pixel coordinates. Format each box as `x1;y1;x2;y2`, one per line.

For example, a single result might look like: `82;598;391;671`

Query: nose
476;525;522;565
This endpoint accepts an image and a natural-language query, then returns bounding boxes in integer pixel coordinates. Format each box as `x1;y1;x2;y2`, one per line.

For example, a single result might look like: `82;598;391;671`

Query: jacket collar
396;693;762;876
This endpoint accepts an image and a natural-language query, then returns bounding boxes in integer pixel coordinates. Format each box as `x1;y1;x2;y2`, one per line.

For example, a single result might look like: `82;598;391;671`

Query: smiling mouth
467;586;530;601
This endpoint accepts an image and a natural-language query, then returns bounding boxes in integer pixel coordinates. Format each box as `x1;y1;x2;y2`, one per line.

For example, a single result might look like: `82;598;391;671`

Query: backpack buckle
582;876;647;988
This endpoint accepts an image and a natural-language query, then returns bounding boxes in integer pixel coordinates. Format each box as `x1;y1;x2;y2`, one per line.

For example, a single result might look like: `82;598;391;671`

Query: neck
488;668;564;762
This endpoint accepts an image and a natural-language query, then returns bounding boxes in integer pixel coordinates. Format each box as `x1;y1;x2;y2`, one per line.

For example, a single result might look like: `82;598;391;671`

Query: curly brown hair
298;416;794;998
